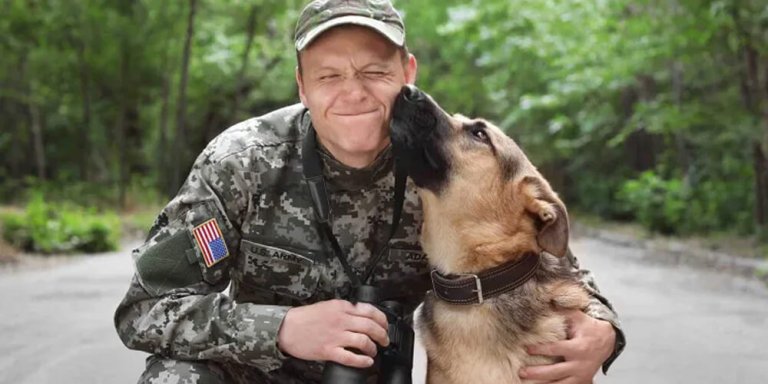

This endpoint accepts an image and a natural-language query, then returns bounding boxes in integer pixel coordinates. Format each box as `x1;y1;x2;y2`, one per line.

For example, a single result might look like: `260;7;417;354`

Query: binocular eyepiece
321;285;414;384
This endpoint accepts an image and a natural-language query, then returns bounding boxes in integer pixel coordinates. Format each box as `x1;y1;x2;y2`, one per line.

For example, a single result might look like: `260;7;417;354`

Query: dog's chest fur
419;267;583;384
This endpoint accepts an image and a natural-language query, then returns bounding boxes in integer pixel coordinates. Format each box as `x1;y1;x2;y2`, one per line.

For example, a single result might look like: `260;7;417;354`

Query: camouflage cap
295;0;405;51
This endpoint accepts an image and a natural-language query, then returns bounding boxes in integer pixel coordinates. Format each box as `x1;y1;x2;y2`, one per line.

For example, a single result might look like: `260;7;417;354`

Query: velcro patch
389;248;427;262
192;218;229;267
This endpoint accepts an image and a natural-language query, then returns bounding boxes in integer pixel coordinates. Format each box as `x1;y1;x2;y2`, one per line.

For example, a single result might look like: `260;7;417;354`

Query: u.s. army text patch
192;218;229;267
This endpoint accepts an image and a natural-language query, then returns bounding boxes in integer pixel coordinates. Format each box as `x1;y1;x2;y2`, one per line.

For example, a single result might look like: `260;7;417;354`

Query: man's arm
520;248;626;383
567;248;626;372
113;146;290;371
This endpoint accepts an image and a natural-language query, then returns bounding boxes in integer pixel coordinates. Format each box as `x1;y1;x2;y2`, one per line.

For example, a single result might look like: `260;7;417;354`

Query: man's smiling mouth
333;110;379;117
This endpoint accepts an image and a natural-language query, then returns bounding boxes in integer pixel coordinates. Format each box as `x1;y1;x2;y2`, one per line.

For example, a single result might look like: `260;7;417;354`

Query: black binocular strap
302;125;408;288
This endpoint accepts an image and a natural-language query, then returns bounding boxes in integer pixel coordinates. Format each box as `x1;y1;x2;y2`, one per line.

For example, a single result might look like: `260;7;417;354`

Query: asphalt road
0;236;766;384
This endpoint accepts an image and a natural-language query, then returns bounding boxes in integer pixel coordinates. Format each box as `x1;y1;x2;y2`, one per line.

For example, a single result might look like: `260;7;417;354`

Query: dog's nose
402;84;424;103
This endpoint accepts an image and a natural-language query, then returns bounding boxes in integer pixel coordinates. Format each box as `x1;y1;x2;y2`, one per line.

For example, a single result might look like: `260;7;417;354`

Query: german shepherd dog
390;85;590;384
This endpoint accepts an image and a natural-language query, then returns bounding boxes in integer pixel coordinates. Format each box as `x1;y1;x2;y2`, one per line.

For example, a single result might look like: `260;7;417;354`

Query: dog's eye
470;126;490;144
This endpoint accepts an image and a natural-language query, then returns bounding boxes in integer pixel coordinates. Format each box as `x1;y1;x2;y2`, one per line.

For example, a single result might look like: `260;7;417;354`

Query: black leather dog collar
430;252;541;305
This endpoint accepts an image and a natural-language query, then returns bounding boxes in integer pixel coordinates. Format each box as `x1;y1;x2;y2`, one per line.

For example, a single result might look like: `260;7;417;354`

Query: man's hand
519;310;615;384
276;299;390;368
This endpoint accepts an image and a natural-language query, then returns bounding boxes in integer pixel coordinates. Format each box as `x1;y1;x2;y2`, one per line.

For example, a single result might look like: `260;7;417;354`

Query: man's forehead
301;34;399;67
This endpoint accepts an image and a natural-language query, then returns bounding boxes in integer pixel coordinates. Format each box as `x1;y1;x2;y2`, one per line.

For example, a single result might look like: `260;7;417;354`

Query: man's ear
519;176;570;257
295;66;308;106
405;53;418;84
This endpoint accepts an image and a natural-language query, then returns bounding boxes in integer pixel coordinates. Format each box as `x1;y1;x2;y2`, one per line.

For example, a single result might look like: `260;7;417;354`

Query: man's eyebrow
309;66;341;74
360;62;391;70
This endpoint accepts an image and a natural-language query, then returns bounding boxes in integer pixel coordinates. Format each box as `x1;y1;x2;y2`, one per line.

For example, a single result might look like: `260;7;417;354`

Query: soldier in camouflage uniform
114;1;626;383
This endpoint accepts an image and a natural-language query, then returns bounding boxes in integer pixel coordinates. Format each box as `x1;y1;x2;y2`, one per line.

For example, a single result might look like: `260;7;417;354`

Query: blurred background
2;0;768;251
1;0;767;383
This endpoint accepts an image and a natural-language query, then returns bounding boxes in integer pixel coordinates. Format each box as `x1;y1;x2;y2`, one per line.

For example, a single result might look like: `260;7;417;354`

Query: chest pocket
239;240;321;301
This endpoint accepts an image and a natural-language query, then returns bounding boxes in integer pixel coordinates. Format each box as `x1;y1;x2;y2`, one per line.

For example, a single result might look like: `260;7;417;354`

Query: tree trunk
670;61;691;184
172;0;197;195
159;66;173;197
117;33;132;209
158;2;174;197
29;99;46;181
76;36;92;182
21;56;47;181
753;143;767;228
117;99;126;208
117;54;128;209
733;8;768;234
759;57;768;233
231;5;258;121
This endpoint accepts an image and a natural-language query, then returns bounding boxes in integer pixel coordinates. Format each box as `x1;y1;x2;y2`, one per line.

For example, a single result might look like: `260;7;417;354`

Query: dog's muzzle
390;85;452;193
401;84;425;103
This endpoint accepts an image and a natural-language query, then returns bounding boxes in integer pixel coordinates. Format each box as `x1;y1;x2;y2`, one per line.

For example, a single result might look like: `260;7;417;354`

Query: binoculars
321;285;415;384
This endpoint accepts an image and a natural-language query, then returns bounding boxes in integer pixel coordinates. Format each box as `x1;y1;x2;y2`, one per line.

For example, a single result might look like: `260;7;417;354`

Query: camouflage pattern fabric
114;103;625;383
138;355;234;384
294;0;405;50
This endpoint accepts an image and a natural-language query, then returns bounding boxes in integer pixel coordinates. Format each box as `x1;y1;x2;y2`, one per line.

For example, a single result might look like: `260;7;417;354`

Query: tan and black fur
390;85;590;384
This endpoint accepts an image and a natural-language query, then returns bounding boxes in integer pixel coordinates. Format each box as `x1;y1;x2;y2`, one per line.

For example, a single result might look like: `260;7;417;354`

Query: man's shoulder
205;103;308;163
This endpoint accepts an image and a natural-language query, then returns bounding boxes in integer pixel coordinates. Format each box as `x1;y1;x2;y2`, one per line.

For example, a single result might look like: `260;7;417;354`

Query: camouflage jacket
114;104;625;383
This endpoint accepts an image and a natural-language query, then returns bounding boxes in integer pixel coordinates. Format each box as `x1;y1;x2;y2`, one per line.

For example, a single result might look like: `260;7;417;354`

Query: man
114;1;626;383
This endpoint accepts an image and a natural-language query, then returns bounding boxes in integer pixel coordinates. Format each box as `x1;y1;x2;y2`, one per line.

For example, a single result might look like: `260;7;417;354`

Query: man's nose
340;76;368;101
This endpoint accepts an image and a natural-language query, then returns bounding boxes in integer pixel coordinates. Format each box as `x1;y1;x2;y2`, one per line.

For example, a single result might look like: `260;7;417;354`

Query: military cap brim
295;15;405;51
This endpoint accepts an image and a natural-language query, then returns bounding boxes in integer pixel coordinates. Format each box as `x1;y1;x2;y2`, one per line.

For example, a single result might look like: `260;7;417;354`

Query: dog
390;85;591;384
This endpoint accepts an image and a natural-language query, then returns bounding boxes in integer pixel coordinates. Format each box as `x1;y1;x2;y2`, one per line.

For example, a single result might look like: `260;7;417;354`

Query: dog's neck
418;191;463;273
424;237;540;275
420;194;540;275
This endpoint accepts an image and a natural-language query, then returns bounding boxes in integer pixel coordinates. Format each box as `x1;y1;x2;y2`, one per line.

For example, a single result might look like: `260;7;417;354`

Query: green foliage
0;193;121;254
618;171;689;235
618;169;754;236
414;0;768;239
1;0;767;241
569;173;633;221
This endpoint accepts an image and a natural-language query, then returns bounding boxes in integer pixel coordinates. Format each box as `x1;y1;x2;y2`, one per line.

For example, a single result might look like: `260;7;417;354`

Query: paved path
573;238;768;384
0;242;146;384
1;236;767;383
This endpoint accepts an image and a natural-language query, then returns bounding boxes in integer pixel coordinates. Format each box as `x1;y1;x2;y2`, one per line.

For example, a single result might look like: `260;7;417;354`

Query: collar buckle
431;270;484;304
459;273;483;304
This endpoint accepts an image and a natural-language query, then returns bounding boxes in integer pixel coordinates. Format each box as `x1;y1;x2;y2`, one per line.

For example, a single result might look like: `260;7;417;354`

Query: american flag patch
192;219;229;267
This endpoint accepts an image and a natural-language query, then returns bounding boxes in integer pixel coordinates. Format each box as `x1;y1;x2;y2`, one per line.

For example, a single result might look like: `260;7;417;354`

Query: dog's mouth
390;85;452;193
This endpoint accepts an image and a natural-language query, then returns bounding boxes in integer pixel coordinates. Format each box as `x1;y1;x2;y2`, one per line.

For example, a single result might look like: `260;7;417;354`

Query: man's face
296;25;417;168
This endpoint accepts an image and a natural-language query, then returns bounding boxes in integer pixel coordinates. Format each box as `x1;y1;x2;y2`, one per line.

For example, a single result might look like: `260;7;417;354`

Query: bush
569;172;635;221
0;193;121;254
618;169;755;236
618;171;689;235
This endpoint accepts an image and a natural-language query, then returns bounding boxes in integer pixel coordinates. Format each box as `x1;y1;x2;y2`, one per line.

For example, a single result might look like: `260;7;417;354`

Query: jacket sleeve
114;146;290;371
566;248;627;374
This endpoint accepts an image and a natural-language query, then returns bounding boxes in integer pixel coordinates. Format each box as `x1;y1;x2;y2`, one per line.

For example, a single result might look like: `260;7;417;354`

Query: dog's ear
520;176;570;257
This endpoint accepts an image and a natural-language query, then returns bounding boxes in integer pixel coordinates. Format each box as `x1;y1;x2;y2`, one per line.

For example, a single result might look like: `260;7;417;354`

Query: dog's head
390;85;569;273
